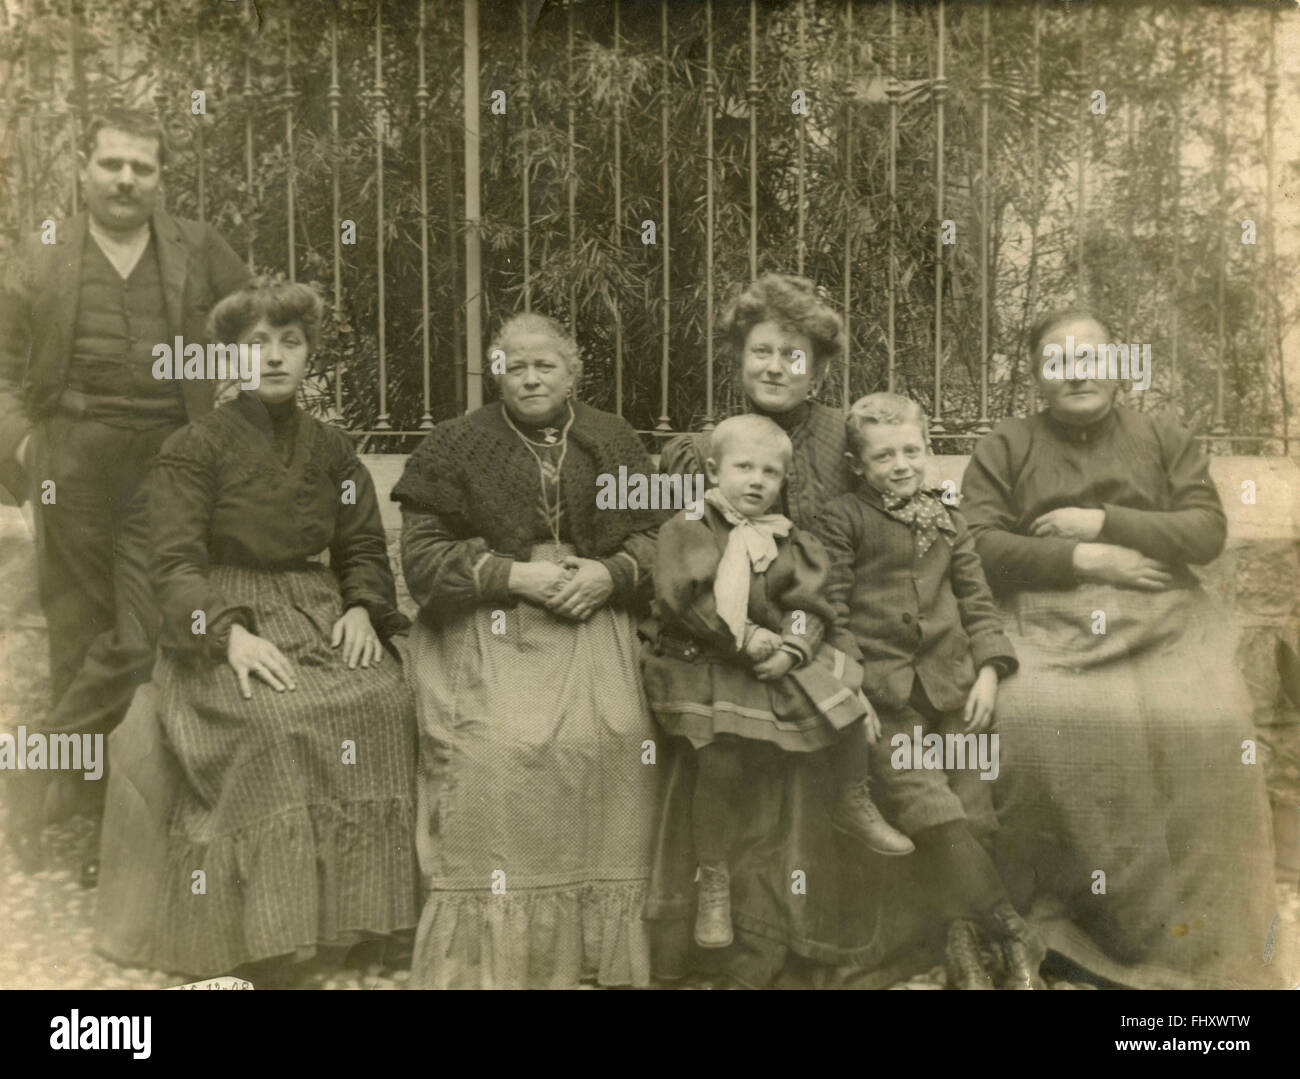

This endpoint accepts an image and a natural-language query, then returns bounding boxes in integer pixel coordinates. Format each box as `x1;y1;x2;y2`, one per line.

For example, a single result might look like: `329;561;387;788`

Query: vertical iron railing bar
931;0;947;436
612;0;623;413
1018;3;1042;418
1075;10;1085;296
521;0;531;313
194;7;204;222
373;0;391;430
656;0;671;432
887;0;898;395
417;0;433;429
704;0;716;429
1212;14;1228;439
1170;6;1182;409
152;4;166;164
464;0;483;412
329;2;343;415
796;0;806;277
284;10;296;282
68;0;84;214
843;0;854;407
748;0;758;281
1265;8;1287;452
976;2;991;432
445;69;464;417
16;45;30;236
566;0;577;332
243;44;255;270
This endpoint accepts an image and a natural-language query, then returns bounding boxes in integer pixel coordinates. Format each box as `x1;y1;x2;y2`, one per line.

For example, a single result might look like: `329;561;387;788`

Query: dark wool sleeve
948;509;1018;678
815;495;865;664
150;424;255;659
658;431;707;481
328;436;409;639
961;421;1079;592
654;512;742;656
770;527;832;664
392;419;514;617
598;414;666;606
399;507;513;618
0;235;39;502
203;223;253;306
1098;415;1227;566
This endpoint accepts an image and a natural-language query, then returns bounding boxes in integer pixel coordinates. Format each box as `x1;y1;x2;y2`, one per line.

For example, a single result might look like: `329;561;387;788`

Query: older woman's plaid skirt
991;582;1290;989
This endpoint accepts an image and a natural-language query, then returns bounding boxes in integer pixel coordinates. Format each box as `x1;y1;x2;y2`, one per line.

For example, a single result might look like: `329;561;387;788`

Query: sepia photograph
1;0;1298;1020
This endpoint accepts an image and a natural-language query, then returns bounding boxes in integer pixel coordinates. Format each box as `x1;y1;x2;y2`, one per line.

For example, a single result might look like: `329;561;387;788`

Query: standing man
0;109;251;883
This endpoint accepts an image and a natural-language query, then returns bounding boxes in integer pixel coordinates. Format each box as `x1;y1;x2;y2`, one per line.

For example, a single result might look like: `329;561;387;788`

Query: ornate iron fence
0;0;1293;452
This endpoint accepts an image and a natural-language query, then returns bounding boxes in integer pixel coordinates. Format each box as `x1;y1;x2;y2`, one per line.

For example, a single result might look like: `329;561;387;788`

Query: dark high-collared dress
96;393;418;978
961;405;1288;989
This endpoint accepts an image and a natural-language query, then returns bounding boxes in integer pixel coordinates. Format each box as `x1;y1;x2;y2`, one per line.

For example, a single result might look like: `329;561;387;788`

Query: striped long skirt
143;564;419;977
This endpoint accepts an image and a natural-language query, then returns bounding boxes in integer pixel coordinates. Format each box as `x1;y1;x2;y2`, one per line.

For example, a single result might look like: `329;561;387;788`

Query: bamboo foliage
0;0;1294;450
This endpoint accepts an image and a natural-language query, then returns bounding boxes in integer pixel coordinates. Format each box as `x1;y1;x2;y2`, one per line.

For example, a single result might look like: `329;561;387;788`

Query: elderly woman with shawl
392;313;664;989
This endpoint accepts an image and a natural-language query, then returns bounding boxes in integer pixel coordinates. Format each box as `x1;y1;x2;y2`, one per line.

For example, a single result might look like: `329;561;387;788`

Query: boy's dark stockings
912;819;1007;922
692;725;871;865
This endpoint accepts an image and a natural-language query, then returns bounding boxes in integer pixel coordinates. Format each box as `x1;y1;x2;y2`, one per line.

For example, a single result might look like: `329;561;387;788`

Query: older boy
819;393;1044;990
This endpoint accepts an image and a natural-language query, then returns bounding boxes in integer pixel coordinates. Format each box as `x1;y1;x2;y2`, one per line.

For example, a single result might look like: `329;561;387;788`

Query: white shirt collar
88;217;152;280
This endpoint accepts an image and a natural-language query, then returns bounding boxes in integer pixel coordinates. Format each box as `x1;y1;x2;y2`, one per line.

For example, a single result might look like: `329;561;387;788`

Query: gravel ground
2;507;1296;990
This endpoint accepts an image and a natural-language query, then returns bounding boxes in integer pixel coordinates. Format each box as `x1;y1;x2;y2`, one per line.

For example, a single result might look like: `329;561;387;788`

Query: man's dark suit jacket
0;208;250;501
819;481;1018;713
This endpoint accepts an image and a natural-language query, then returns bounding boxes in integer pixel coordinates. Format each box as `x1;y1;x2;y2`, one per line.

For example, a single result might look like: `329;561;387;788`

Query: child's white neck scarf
705;487;792;649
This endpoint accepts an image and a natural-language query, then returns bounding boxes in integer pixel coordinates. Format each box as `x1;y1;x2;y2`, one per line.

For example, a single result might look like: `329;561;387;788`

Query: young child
818;393;1045;990
643;413;913;951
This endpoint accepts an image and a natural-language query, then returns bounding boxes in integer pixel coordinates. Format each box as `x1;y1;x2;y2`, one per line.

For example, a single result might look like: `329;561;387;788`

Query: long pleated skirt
990;583;1292;989
407;575;659;989
104;563;420;978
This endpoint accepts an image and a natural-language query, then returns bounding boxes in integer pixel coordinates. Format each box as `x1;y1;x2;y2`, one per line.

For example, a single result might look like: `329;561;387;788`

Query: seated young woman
95;281;419;984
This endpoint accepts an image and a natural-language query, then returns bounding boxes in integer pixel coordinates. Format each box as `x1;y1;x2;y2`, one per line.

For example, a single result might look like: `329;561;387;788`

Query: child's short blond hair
845;393;930;458
707;414;794;472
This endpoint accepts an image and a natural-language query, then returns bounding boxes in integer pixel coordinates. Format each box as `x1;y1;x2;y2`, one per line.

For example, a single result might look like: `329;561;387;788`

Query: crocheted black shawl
392;400;665;558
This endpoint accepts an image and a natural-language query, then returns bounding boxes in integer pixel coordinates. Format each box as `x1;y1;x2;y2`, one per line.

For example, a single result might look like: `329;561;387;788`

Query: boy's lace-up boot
829;777;916;856
694;861;734;949
985;900;1047;989
946;918;996;990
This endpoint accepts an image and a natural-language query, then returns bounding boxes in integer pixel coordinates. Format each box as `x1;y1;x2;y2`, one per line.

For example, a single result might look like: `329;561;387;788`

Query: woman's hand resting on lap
1073;542;1176;591
331;605;383;669
227;622;297;699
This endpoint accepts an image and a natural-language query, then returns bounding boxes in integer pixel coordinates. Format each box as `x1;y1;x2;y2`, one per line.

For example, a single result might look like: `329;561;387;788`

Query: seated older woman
95;282;419;983
392;312;664;989
961;307;1290;989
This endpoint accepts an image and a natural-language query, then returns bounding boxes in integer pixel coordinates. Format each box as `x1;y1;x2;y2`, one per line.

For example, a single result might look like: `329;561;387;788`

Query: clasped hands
742;626;796;682
1030;506;1175;592
509;556;613;621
